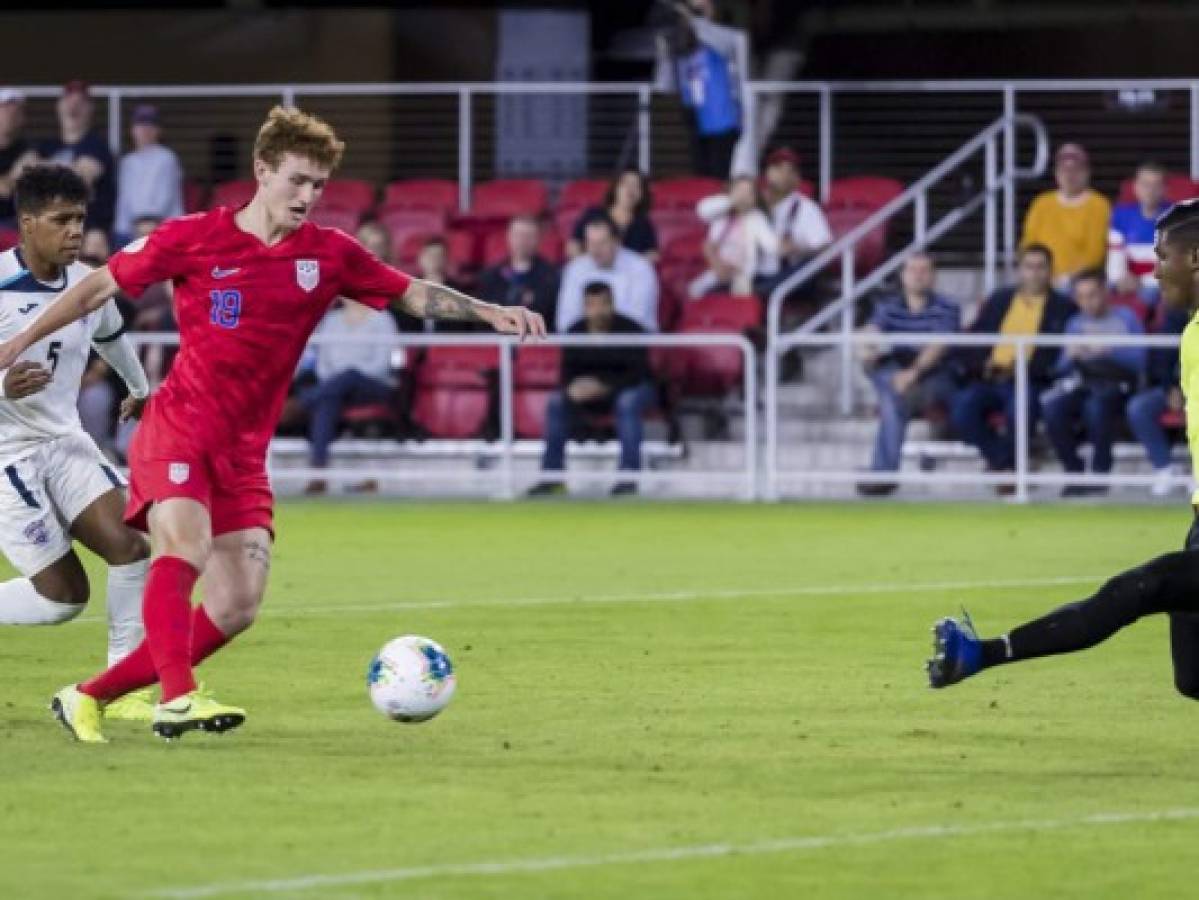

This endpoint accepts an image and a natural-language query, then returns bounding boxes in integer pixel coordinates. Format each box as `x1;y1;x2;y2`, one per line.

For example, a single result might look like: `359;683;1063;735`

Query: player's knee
32;571;89;606
204;590;262;636
157;533;213;570
99;528;151;567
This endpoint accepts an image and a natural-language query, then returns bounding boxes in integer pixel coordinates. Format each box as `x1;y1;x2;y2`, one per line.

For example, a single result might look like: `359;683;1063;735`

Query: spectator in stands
417;235;473;333
357;220;419;335
1041;270;1145;496
530;282;654;497
1108;161;1170;310
949;244;1075;486
1127;304;1189;497
556;216;659;332
654;0;748;178
755;146;831;294
296;301;399;495
857;253;960;495
39;81;116;234
567;169;658;261
114;105;183;245
0;89;36;229
690;175;777;298
1021;143;1111;289
479;215;559;324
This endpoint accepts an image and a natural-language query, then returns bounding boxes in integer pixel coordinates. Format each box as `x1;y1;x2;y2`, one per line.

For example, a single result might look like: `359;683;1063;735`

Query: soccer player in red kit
0;107;545;742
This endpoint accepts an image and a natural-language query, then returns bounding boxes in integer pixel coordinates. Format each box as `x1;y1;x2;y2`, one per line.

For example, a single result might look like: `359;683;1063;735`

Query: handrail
762;113;1050;500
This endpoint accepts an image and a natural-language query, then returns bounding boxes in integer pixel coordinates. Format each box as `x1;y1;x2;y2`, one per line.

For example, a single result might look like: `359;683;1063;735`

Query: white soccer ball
367;635;456;722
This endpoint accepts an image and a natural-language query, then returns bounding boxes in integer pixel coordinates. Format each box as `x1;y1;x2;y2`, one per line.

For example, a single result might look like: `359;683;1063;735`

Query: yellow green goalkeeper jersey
1182;310;1199;503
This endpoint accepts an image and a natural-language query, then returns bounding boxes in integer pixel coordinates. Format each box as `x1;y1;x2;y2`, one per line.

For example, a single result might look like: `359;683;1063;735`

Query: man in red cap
756;146;831;295
38;81;115;235
1021;142;1111;288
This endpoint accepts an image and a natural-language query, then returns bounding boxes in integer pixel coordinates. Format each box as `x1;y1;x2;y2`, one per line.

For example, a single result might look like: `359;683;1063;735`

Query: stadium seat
1117;172;1198;205
558;178;609;211
652;177;724;210
446;228;480;272
410;346;499;439
210;180;257;210
513;345;562;438
0;228;18;251
378;207;448;255
471;179;549;218
319;179;376;217
824;206;888;275
308;205;361;233
183;180;207;214
650;207;707;250
340;402;397;437
660;232;707;267
825;176;905;210
383;179;459;214
674;294;762;396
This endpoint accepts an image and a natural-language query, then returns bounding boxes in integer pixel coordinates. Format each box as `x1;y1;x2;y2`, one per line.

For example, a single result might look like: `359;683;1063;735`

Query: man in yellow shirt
1021;143;1111;287
928;198;1199;695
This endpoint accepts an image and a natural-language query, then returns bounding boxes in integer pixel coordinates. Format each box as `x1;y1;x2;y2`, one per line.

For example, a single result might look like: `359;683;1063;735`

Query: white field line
74;574;1102;624
149;806;1199;899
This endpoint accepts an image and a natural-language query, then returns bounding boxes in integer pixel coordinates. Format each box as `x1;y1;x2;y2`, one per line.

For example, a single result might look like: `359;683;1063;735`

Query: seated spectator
1042;270;1145;496
567;169;658;260
949;244;1075;487
556;216;659;332
417;235;471;333
856;253;960;495
1021;143;1111;289
0;89;37;229
114;105;182;245
479;215;559;324
529;282;655;497
690;175;777;298
1126;304;1189;496
39;81;115;234
357;220;420;334
296;301;399;495
1108;161;1171;309
756;146;831;293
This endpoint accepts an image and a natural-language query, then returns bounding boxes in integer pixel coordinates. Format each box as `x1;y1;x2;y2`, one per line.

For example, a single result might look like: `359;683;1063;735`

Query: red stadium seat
183;180;207;214
1117;172;1198;205
377;207;448;256
471;179;549;218
210;180;257;210
660;232;707;267
319;179;376;217
0;228;18;251
650;207;706;250
538;230;565;265
559;178;609;211
1161;408;1186;430
652;177;724;210
674;294;762;396
410;346;499;439
383;179;459;214
513;346;562;438
824;206;888;275
825;176;905;210
308;205;361;233
446;228;480;272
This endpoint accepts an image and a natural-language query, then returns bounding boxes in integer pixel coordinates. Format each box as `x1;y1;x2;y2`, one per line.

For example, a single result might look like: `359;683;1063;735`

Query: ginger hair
253;105;345;171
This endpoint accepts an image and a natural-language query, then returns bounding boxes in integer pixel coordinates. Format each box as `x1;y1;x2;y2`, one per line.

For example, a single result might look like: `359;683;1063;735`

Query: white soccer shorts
0;431;126;577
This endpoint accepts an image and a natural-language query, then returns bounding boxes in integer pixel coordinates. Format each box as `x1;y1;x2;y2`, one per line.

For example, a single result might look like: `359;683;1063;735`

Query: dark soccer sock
144;556;201;703
81;605;233;702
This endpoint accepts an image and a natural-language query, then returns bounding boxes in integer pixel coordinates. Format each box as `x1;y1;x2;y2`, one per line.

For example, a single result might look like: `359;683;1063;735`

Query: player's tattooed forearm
419;283;482;322
244;539;271;571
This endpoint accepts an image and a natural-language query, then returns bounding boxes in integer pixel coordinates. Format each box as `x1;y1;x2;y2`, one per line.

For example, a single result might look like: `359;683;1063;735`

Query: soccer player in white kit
0;165;154;719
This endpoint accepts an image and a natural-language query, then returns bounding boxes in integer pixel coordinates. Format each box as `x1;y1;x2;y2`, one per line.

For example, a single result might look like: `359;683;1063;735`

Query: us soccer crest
296;259;320;292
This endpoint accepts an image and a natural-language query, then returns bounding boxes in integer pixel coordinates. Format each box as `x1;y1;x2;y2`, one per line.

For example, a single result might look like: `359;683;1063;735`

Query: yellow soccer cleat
50;685;108;744
103;689;156;723
152;691;246;741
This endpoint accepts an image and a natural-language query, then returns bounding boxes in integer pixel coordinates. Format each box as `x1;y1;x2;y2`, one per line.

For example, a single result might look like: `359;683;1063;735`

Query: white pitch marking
148;806;1199;899
75;574;1102;625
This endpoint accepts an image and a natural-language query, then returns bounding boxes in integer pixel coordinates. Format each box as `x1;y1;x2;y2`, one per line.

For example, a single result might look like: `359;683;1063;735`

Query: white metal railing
763;114;1050;490
125;330;758;500
766;330;1186;502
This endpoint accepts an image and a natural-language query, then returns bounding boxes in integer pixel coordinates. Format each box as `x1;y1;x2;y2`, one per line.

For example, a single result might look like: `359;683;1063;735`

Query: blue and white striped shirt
870;292;960;357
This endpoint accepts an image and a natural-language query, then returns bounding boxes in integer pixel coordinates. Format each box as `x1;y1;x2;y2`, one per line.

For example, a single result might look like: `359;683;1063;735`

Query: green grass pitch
3;501;1199;899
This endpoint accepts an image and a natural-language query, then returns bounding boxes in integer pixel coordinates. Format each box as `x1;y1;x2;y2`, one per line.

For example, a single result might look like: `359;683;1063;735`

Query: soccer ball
366;635;456;722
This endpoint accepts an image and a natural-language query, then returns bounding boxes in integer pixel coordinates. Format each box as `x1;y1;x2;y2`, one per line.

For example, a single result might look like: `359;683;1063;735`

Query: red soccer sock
80;605;232;702
143;556;201;702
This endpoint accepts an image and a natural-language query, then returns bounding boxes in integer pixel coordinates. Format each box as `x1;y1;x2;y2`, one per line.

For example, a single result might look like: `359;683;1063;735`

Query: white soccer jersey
0;248;125;467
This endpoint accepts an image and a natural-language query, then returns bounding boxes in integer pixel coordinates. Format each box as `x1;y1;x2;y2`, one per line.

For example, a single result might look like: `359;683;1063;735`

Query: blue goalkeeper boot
927;610;983;688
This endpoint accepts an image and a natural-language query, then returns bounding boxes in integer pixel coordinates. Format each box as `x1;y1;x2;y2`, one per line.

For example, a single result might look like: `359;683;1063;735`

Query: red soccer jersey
109;207;411;463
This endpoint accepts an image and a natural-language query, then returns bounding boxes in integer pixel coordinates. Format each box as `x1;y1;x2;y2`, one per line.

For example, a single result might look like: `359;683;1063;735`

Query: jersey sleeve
91;298;127;344
108;217;193;298
339;236;412;311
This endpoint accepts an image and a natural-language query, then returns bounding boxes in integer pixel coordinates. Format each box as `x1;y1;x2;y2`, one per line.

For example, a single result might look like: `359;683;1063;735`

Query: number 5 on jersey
209;289;242;329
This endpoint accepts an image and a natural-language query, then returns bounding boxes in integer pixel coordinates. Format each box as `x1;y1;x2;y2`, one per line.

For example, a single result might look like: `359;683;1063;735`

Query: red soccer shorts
124;441;274;538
